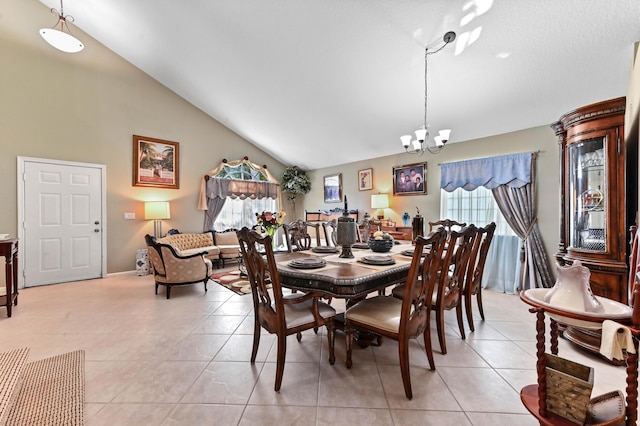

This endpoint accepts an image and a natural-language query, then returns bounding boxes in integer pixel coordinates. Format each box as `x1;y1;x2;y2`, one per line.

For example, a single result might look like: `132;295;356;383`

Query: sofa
156;231;220;266
213;229;242;267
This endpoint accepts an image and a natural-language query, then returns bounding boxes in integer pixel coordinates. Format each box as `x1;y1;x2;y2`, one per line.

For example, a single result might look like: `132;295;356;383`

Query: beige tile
2;273;629;424
379;365;462;410
318;407;394;425
249;362;321;406
436;367;528;413
180;361;263;404
318;362;387;408
466;339;537;369
112;361;208;403
161;404;244;426
391;410;472;425
465;412;540;425
239;405;317;425
214;334;275;362
86;403;174;426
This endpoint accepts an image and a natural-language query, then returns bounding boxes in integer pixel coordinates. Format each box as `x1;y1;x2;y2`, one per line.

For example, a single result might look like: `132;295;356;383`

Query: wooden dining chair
283;220;320;252
429;219;467;233
344;228;447;399
236;227;336;392
431;225;478;354
463;222;496;332
322;219;338;246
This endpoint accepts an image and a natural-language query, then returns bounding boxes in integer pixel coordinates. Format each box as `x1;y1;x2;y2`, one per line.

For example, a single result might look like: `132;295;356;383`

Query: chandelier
401;31;456;155
39;0;84;53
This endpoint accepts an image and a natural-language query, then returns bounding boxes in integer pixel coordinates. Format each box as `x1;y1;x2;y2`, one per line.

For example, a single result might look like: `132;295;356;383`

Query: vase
543;260;604;313
402;212;410;227
265;227;277;250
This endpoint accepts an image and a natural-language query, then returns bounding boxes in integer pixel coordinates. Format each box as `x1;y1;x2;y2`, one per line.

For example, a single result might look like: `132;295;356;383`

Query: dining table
275;242;416;300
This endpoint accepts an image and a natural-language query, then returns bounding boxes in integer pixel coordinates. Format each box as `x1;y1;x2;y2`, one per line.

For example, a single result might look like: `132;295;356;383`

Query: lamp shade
145;201;171;220
39;28;84;53
371;194;389;209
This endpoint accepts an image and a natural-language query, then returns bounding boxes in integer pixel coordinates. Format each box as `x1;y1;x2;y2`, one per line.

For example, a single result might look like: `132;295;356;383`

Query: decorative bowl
367;236;394;253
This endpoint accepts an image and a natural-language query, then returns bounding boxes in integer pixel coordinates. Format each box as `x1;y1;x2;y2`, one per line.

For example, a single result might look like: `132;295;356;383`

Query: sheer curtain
440;187;521;293
198;159;282;232
440;152;554;291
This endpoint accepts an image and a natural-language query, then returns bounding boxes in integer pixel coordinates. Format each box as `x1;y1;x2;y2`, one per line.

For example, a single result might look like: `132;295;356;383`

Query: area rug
210;271;253;295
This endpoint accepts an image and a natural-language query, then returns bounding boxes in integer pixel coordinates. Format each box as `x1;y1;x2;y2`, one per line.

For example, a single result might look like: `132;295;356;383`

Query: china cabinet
552;97;633;304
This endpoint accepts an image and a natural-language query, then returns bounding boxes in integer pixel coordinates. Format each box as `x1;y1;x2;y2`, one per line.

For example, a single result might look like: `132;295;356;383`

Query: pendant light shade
39;0;84;53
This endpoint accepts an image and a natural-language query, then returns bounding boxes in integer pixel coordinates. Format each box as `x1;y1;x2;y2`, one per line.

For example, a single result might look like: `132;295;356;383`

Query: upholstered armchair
145;235;213;299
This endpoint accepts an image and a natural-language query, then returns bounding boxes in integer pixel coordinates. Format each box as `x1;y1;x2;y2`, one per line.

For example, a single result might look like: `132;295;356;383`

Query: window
440;186;521;294
440;186;515;236
207;158;279;232
214;197;277;232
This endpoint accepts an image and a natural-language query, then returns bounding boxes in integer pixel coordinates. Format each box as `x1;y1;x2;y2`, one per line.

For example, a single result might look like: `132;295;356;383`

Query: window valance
205;177;279;200
440;152;533;192
197;157;281;210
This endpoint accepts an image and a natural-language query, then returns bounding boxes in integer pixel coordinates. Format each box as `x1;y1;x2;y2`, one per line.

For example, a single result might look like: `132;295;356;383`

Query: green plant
281;166;311;203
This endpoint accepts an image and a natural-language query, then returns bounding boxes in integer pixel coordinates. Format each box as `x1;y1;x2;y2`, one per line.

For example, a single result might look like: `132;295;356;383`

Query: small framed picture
358;168;373;191
392;162;427;196
133;135;180;189
324;173;342;203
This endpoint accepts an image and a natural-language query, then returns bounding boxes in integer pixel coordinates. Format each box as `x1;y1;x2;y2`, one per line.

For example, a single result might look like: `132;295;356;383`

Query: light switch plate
124;212;135;220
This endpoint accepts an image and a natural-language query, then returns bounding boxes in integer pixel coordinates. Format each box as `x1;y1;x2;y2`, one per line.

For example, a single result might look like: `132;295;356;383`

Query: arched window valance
197;157;281;210
440;152;532;192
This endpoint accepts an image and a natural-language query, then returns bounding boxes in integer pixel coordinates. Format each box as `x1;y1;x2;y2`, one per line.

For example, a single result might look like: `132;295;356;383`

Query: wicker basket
545;353;594;425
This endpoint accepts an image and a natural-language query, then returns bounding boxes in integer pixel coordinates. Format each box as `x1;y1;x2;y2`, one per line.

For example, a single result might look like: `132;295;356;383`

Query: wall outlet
124;212;135;220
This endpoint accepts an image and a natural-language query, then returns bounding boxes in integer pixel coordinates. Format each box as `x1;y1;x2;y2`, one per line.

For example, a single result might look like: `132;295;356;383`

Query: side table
0;239;19;317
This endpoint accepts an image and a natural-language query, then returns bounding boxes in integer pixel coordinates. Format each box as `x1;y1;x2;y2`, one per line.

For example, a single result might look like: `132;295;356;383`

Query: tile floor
0;270;630;425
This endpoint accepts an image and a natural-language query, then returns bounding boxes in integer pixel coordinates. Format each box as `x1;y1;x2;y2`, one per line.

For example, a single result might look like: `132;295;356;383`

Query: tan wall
0;0;290;274
303;126;561;264
626;42;640;225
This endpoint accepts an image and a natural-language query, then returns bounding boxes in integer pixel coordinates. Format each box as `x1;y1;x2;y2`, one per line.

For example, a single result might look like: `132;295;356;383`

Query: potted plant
281;166;311;204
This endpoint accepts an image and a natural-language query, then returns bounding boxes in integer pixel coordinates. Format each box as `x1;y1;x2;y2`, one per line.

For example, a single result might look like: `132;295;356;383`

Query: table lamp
145;201;171;238
371;194;389;220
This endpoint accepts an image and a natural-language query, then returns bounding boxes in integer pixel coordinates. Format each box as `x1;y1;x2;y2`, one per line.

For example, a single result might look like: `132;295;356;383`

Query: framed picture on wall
324;173;342;203
358;168;373;191
133;135;180;189
392;162;427;195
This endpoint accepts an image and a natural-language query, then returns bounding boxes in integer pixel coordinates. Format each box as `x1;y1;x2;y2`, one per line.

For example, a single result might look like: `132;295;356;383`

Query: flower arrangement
255;211;286;236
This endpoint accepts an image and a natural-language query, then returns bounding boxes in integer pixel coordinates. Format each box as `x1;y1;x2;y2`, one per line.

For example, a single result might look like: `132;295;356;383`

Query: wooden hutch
552;97;634;304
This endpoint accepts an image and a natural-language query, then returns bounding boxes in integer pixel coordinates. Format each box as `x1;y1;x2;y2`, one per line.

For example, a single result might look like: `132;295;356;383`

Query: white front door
19;158;106;287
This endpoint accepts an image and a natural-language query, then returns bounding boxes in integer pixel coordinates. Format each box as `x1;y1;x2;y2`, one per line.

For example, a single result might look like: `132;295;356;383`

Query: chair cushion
215;232;239;246
217;245;241;257
178;245;220;258
346;296;403;334
157;232;214;250
276;298;336;329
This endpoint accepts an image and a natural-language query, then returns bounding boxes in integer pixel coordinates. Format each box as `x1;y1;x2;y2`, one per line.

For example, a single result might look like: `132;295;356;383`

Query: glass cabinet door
568;137;607;251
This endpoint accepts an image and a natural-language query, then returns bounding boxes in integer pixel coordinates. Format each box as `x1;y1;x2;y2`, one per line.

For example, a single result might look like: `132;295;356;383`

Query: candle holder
336;196;357;258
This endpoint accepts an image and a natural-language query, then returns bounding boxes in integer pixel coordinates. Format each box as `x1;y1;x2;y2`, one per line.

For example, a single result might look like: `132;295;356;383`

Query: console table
0;239;19;317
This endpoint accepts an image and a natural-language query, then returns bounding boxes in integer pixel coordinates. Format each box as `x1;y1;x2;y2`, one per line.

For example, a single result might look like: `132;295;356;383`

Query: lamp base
339;244;354;259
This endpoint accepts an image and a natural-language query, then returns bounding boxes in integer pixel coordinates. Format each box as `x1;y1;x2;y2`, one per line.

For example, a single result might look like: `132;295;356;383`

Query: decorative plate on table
352;242;370;249
288;257;327;269
312;246;340;253
401;247;430;257
358;255;396;266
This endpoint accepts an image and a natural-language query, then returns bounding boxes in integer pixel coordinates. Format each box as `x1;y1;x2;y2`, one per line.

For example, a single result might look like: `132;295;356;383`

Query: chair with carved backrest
430;225;478;354
322;219;338;247
463;222;496;332
236;227;336;391
429;219;467;233
283;220;320;252
345;228;447;399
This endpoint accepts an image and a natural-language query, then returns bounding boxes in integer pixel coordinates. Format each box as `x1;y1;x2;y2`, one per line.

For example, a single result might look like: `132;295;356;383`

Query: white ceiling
38;0;640;170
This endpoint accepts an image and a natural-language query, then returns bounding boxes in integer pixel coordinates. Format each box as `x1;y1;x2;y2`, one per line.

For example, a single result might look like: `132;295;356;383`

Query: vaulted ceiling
38;0;640;169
